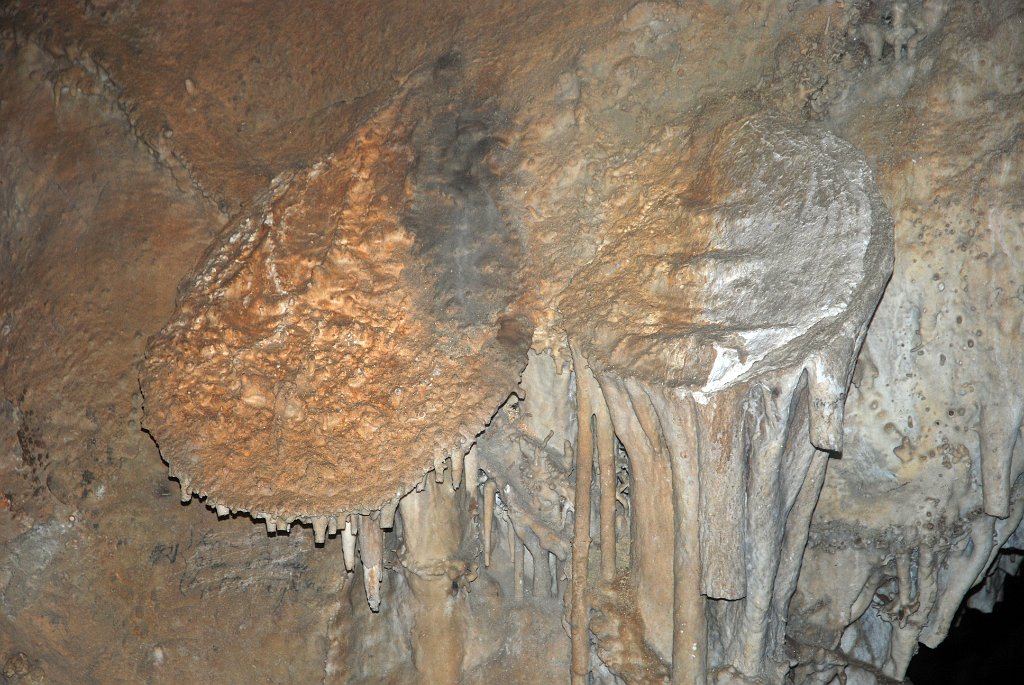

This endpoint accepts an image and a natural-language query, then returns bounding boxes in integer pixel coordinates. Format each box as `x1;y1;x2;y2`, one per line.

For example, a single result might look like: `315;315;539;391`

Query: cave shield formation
6;1;1024;684
142;33;893;685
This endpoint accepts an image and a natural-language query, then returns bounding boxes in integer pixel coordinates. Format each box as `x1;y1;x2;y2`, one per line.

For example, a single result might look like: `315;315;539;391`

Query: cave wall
1;2;1022;684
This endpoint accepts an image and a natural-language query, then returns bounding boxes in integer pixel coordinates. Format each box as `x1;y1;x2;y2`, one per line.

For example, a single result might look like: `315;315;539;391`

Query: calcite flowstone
139;9;897;684
142;71;533;525
5;1;1024;684
556;112;892;682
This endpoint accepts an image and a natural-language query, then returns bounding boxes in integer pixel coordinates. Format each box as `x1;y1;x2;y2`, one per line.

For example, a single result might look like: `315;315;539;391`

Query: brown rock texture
142;67;532;523
2;1;1023;684
0;35;346;685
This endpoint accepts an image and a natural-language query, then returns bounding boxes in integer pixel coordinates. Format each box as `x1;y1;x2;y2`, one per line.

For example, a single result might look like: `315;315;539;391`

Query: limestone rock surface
1;2;1023;685
142;69;533;522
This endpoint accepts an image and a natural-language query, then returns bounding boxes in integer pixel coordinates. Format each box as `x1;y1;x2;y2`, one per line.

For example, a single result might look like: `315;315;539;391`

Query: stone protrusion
358;515;384;612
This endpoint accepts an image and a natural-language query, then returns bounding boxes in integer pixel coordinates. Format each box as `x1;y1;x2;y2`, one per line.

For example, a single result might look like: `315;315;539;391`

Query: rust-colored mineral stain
142;94;531;522
559;113;885;391
554;121;719;388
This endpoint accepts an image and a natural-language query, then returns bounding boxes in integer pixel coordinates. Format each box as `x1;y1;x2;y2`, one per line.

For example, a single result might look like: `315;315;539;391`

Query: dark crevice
907;565;1024;684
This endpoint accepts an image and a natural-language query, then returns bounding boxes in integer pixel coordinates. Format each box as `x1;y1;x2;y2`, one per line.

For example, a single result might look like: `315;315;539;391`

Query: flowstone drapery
142;49;892;685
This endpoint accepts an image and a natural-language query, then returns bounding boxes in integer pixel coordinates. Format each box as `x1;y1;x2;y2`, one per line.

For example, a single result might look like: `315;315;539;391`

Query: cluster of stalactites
170;446;481;612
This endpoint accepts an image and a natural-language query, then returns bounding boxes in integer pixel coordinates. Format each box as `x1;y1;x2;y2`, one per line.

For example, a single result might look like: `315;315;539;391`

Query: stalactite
729;381;798;677
691;385;747;601
768;444;829;675
464;444;480;494
451;449;465;489
483;480;496;568
358;514;384;612
570;347;595;685
587;359;858;684
342;516;357;572
594;380;617;583
647;386;706;685
979;401;1024;517
598;375;674;661
312;516;329;544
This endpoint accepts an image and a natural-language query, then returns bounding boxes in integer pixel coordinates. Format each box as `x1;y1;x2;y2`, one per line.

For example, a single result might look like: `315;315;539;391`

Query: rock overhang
141;61;894;539
141;72;534;527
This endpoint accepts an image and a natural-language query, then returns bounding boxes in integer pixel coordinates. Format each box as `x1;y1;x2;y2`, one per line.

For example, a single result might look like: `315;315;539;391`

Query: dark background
907;568;1024;684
